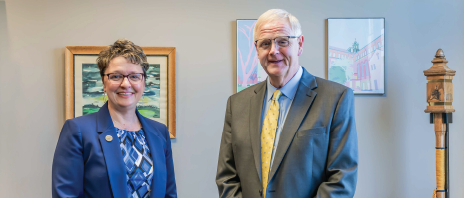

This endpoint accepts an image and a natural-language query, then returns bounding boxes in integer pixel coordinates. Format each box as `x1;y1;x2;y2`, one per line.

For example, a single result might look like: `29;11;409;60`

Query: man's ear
298;35;305;56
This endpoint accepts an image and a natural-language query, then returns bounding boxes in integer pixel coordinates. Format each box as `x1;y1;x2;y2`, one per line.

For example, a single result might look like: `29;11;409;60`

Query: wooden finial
435;49;445;58
424;49;455;76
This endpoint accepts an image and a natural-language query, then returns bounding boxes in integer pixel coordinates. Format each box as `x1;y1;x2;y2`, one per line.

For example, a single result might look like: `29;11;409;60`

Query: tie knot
273;90;282;101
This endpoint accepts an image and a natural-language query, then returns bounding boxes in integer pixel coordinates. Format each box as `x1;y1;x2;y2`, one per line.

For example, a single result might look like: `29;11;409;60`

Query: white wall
1;0;464;197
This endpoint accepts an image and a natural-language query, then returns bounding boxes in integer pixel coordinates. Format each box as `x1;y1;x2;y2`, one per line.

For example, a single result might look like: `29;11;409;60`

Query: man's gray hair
253;9;302;41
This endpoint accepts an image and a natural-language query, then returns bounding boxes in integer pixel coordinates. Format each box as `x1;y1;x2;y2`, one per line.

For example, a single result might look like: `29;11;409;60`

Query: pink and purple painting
328;18;385;94
236;19;267;93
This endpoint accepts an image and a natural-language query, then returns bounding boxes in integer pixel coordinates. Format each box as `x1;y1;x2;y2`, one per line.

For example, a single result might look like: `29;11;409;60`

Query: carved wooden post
424;49;455;198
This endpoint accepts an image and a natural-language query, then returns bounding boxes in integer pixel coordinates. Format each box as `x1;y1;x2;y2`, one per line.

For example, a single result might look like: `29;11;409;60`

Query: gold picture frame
65;46;176;138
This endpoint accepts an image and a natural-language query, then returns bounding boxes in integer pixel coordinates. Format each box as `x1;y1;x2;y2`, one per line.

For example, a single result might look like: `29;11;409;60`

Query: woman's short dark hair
96;39;149;78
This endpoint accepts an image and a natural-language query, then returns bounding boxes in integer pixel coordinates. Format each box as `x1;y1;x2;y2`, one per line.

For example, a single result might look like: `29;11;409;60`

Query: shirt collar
266;66;303;101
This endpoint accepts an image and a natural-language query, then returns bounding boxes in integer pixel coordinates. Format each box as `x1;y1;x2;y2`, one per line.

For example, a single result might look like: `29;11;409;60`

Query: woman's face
102;56;145;111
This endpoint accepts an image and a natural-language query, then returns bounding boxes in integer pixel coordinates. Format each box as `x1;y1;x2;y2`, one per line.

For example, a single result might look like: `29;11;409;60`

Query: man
216;9;358;198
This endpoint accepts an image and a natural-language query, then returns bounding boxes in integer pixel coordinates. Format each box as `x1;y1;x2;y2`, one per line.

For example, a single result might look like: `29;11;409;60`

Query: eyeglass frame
254;36;300;51
102;73;145;85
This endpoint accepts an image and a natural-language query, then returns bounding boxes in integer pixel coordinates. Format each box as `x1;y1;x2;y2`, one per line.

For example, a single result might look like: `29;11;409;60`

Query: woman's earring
103;92;108;102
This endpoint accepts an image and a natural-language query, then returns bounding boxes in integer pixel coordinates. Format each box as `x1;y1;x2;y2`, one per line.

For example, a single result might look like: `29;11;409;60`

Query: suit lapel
96;103;128;198
268;69;318;182
249;81;267;183
136;110;166;196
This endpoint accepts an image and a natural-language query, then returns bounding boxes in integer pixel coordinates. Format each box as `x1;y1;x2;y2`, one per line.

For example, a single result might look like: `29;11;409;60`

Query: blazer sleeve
216;97;243;198
52;119;84;198
315;88;358;198
164;125;178;198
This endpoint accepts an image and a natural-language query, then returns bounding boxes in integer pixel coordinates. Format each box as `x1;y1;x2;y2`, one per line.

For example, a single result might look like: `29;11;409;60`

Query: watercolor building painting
328;18;385;94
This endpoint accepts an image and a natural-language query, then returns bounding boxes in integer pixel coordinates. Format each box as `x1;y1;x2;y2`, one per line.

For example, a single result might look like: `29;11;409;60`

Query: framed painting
328;18;385;94
65;46;177;138
236;19;267;93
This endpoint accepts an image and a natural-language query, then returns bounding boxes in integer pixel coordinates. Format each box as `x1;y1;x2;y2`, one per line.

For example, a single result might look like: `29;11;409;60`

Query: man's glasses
104;73;144;84
255;36;299;51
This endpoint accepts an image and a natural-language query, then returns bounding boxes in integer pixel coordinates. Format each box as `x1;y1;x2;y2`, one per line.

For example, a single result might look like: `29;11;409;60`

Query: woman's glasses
103;73;144;84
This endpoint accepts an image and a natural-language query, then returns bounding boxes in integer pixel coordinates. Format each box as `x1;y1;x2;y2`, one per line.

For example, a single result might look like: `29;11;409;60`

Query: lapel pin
105;135;113;142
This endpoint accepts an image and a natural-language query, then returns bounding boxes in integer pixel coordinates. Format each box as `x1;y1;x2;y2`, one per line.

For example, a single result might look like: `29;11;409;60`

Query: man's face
255;19;303;78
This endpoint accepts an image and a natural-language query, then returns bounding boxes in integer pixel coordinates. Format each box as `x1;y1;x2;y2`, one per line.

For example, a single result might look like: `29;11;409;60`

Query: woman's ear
101;77;106;92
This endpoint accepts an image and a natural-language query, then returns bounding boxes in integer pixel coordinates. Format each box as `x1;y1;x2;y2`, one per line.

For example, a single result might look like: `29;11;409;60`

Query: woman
52;39;177;198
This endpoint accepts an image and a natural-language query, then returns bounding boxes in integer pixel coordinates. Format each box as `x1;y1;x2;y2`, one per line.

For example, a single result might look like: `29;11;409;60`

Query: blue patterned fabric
116;128;153;198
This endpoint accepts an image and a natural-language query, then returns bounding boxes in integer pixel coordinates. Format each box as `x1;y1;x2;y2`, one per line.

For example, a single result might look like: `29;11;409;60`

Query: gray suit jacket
216;68;358;198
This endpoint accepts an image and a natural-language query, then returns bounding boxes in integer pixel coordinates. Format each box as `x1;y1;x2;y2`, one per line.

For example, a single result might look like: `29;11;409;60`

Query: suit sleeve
164;125;178;198
315;88;358;198
216;97;243;198
52;120;84;198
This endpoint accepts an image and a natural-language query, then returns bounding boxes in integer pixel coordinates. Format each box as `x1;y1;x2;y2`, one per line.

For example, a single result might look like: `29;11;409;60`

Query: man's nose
269;41;280;55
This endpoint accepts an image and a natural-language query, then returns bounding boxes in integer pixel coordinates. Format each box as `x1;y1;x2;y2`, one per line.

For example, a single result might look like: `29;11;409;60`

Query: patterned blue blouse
116;128;154;198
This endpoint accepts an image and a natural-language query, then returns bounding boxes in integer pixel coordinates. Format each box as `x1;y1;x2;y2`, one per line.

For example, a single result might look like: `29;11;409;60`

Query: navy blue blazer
52;103;177;198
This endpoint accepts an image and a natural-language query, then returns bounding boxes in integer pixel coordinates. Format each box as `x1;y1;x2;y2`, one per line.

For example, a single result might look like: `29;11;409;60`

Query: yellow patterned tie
261;90;282;198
